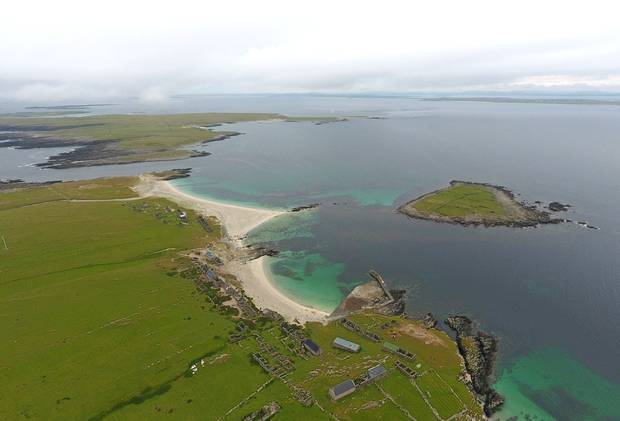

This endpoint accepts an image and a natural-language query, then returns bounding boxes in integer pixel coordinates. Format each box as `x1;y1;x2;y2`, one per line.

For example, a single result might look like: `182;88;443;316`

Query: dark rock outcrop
290;203;320;212
423;312;438;329
445;316;504;416
246;245;280;260
547;201;571;212
0;179;61;191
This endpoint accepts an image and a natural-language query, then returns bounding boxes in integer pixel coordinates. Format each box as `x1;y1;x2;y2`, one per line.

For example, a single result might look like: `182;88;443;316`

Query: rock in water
547;201;571;212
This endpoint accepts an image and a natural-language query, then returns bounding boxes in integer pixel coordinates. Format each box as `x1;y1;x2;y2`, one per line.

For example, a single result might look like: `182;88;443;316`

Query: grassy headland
0;113;280;168
398;181;554;227
0;177;484;420
0;113;345;169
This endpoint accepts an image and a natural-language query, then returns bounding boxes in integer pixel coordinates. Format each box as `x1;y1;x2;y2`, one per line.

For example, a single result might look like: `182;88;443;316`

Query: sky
1;0;620;103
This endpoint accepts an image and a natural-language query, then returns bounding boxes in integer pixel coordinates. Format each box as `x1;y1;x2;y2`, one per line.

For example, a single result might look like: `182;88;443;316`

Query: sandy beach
135;174;285;240
135;174;329;323
227;257;330;324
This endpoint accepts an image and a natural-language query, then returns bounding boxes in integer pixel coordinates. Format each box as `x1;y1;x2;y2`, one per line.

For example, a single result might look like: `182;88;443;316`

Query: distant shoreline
423;96;620;106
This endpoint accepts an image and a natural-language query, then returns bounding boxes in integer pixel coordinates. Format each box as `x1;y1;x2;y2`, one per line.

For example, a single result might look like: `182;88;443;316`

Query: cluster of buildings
297;334;391;401
324;324;418;401
328;364;388;400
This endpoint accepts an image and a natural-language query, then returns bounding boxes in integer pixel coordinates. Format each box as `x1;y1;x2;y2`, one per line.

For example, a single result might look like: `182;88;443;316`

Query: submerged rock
290;203;320;212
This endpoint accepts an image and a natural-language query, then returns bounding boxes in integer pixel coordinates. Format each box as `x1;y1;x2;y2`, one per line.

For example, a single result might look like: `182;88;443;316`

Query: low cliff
445;316;504;415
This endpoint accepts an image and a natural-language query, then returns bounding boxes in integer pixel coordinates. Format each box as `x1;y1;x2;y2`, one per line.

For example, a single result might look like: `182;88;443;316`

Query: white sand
135;175;285;240
227;257;329;324
135;175;329;324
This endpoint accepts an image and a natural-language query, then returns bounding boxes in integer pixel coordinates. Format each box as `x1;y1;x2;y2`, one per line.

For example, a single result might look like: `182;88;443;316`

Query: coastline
135;174;329;323
135;174;286;240
227;256;330;324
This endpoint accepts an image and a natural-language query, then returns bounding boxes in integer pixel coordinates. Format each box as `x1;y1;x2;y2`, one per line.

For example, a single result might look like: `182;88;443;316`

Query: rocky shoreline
328;271;503;416
444;315;504;416
0;178;61;191
0;125;242;169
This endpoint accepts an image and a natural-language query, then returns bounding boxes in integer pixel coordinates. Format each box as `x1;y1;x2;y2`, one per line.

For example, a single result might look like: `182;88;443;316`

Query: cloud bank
2;0;619;103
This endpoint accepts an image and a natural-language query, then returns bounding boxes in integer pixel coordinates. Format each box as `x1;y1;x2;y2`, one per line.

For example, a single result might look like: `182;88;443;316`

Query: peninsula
0;174;489;420
0;113;340;169
398;180;557;227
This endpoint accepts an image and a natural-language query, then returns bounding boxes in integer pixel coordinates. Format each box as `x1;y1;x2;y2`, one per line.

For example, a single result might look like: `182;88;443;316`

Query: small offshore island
398;180;558;228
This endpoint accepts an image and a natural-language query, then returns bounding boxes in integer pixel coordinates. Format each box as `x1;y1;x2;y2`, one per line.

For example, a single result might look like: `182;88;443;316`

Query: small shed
302;338;322;356
367;364;387;381
383;341;399;353
333;337;361;353
329;379;356;400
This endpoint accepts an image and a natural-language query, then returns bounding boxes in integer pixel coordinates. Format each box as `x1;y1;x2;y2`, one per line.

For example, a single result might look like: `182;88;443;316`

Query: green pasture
0;113;280;165
413;183;506;218
0;179;483;420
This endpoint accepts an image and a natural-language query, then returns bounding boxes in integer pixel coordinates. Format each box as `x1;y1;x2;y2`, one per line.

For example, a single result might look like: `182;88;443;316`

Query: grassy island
398;181;553;227
0;177;485;420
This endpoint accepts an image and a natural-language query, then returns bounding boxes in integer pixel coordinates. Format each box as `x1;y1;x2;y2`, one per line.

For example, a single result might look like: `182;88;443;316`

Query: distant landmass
424;97;620;105
0;113;342;169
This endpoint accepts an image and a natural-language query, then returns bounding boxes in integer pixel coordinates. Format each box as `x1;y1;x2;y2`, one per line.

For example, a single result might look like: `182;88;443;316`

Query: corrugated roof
333;337;360;351
331;380;356;396
368;364;387;379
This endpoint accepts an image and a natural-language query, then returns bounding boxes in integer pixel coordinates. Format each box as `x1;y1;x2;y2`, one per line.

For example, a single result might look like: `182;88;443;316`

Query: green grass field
0;178;484;420
416;371;467;418
0;113;343;167
411;183;506;218
0;113;280;166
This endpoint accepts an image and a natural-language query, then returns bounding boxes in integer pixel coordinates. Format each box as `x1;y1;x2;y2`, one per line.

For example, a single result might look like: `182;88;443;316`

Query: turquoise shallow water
265;251;351;313
168;183;358;313
172;176;286;209
244;209;360;313
493;349;620;420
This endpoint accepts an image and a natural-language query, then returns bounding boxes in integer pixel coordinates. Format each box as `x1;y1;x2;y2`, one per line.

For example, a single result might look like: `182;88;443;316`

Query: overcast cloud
2;0;619;103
